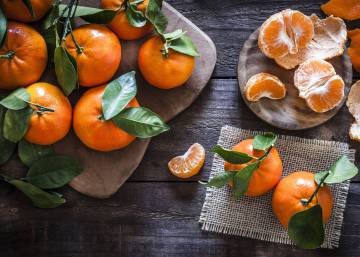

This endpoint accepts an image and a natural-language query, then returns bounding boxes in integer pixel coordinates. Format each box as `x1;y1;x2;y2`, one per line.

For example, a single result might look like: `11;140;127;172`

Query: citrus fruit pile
0;0;199;208
203;133;358;249
244;8;348;114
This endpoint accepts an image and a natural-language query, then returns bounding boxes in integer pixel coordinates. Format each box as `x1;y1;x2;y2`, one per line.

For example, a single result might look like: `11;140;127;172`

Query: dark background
1;0;360;256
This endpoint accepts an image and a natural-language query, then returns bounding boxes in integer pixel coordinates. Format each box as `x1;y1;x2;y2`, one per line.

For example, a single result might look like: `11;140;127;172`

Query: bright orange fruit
168;143;205;178
245;73;286;101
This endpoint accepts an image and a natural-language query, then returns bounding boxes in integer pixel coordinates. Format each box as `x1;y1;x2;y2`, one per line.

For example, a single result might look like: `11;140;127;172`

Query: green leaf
0;88;30;110
54;46;78;96
232;161;259;198
25;155;83;189
0;7;7;48
42;3;59;30
163;29;187;41
145;0;168;33
253;133;277;151
126;2;147;28
315;155;358;185
168;35;199;57
8;179;65;208
58;4;117;24
42;24;61;63
102;71;137;120
112;107;169;138
18;140;55;167
204;172;234;188
0;104;16;165
3;107;33;143
212;145;254;164
22;0;35;18
288;205;324;249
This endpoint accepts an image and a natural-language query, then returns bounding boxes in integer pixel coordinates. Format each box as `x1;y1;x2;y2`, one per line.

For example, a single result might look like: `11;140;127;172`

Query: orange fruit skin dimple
321;0;360;21
348;29;360;72
100;0;152;40
73;85;139;152
65;24;122;87
0;22;48;90
245;72;286;101
25;83;72;145
138;36;195;89
272;171;333;228
224;139;283;197
1;0;53;22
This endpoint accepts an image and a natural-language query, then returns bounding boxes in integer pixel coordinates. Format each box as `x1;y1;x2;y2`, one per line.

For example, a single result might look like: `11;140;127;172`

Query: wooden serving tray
237;29;353;130
50;2;217;198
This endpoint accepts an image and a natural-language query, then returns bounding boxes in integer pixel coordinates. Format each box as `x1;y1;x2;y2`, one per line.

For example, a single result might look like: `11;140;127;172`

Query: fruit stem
98;114;105;121
69;24;83;54
26;101;55;113
301;171;330;206
0;51;15;59
161;41;170;58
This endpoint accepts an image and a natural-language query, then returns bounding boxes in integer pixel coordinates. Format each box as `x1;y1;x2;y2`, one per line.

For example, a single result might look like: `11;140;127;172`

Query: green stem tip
0;50;15;59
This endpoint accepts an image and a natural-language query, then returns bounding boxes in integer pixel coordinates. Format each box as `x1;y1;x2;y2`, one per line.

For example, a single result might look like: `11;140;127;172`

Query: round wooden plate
237;29;353;130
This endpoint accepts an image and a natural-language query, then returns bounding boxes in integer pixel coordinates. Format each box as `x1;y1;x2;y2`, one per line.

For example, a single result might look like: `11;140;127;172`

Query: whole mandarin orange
0;0;53;22
100;0;152;40
65;24;121;87
138;36;195;89
25;83;72;145
224;139;283;196
0;22;47;90
272;171;333;228
73;85;139;152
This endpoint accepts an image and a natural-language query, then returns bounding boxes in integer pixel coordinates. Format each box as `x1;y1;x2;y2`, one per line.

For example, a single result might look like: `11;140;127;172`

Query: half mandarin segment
245;73;286;101
294;59;345;113
73;85;139;152
258;9;314;59
321;0;360;21
224;139;283;197
348;29;360;72
346;81;360;141
0;21;47;90
0;0;53;22
25;83;72;145
138;36;195;89
65;24;122;87
100;0;152;40
168;143;205;178
272;171;333;228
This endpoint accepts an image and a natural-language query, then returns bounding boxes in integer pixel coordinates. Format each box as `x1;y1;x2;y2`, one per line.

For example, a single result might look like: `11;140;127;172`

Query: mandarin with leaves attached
73;85;139;152
138;35;196;89
0;0;53;22
224;139;283;196
65;24;121;87
272;171;333;228
25;82;72;145
100;0;152;40
0;21;47;90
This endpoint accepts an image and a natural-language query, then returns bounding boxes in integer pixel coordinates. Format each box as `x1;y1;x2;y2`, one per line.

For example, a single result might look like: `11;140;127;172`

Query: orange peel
348;29;360;72
321;0;360;21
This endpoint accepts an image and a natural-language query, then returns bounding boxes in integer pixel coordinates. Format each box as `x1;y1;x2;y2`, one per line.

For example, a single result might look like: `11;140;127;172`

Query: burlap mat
199;125;355;249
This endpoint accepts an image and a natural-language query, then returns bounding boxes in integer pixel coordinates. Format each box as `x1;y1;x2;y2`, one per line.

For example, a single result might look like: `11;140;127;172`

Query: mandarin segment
347;81;360;122
348;29;360;72
168;143;205;178
321;0;360;21
258;9;314;59
294;59;345;113
245;73;286;101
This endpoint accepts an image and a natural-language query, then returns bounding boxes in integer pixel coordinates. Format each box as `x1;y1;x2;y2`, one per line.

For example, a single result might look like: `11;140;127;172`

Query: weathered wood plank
0;182;359;257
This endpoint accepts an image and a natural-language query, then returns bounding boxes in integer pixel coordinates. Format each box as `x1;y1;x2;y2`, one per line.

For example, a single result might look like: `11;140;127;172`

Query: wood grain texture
237;29;353;130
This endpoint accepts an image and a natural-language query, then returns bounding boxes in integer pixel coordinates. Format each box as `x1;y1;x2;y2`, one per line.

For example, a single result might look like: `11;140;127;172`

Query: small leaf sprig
101;71;170;138
202;133;277;198
287;155;358;249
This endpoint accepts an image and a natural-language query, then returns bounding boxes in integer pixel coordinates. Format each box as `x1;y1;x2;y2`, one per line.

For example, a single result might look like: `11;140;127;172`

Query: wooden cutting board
51;2;217;198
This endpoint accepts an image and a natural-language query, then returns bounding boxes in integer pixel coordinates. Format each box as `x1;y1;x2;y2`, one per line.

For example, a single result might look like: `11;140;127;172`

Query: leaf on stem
102;71;137;120
145;0;168;34
168;34;199;57
3;107;33;143
0;7;7;48
314;155;358;185
42;3;60;30
54;46;78;96
58;4;117;24
25;155;83;189
126;2;147;28
202;172;234;188
212;145;254;164
18;140;55;167
253;132;277;150
0;88;30;110
0;104;16;165
22;0;35;18
288;205;325;249
232;161;260;198
112;107;169;138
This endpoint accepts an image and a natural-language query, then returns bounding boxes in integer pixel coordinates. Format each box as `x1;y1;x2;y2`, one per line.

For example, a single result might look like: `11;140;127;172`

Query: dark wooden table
1;1;360;256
